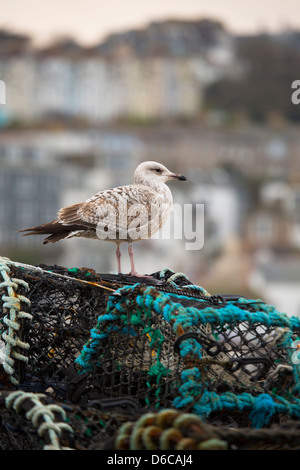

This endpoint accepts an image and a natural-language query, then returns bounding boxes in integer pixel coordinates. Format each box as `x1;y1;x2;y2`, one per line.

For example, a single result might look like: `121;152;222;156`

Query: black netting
1;258;300;450
1;390;300;450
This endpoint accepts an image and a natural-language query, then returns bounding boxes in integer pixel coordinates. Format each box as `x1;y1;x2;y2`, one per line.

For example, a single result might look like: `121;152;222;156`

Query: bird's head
134;161;186;186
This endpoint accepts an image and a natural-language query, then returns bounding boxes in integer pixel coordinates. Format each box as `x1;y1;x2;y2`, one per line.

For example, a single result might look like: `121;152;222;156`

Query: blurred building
1;124;300;251
0;166;61;247
249;260;300;317
0;19;237;124
245;181;300;252
0;129;142;268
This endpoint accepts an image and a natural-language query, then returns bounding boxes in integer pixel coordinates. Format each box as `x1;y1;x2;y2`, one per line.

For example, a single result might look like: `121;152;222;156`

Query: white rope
162;269;211;296
0;256;32;385
5;390;74;450
0;254;119;385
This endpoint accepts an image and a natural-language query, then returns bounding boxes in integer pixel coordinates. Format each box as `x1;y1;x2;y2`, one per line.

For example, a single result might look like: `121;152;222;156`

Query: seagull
19;161;186;276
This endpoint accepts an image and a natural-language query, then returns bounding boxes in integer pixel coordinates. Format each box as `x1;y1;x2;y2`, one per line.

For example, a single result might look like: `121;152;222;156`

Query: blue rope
191;390;300;428
249;394;275;428
75;272;300;427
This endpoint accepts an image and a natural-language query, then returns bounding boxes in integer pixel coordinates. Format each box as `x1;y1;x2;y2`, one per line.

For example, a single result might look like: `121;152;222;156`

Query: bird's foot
127;271;153;278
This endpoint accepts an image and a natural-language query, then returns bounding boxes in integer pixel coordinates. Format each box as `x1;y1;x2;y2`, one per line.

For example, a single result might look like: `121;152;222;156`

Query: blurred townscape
1;18;300;315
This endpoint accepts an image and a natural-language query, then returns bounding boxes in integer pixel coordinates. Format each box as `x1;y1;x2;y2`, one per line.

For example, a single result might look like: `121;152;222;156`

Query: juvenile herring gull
19;161;186;276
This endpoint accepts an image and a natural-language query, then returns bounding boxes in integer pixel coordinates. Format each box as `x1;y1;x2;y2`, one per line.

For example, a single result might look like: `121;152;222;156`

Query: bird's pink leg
127;243;152;278
116;244;122;274
128;242;138;276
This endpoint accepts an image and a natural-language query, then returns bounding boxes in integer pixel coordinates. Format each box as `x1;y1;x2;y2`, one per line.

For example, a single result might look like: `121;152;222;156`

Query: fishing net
1;255;300;450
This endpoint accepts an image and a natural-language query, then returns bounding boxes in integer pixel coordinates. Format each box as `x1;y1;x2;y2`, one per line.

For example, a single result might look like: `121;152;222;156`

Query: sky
1;0;300;46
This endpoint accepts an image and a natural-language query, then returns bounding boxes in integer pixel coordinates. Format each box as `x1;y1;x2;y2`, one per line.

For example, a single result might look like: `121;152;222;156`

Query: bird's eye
154;168;162;173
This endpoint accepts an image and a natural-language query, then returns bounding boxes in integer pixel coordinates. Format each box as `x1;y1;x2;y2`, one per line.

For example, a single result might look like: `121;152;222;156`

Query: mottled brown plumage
19;161;186;275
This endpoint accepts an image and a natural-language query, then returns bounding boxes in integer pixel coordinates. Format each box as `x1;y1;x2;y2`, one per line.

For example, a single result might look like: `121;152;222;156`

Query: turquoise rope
75;275;300;427
75;314;119;371
191;390;300;428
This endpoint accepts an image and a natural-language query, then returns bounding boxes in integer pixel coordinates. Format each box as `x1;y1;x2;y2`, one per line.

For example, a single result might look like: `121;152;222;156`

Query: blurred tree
205;34;300;122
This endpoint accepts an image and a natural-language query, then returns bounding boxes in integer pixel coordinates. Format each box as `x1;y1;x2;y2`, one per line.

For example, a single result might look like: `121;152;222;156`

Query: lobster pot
72;282;300;428
1;257;300;448
0;261;108;396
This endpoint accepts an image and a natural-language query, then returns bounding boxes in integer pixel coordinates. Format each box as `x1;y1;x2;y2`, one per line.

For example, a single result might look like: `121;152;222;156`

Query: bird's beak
169;173;187;181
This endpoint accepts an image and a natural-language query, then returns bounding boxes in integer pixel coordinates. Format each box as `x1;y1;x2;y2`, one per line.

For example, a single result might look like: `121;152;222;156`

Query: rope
115;407;300;450
0;256;119;295
5;390;74;450
75;281;300;427
2;256;300;430
115;408;228;450
192;390;300;427
0;257;32;385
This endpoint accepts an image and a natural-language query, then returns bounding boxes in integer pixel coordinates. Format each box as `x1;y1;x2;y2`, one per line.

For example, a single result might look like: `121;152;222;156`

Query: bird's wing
60;185;167;240
19;184;171;242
